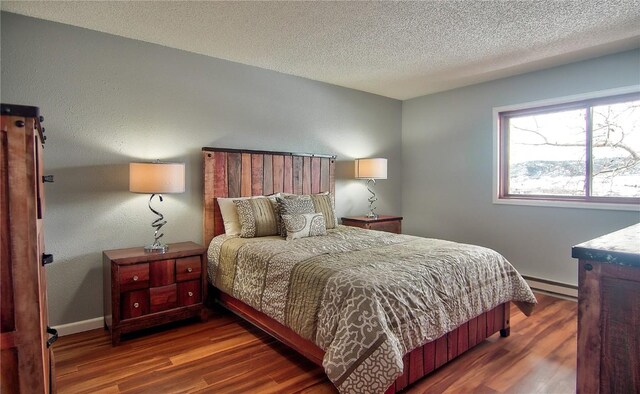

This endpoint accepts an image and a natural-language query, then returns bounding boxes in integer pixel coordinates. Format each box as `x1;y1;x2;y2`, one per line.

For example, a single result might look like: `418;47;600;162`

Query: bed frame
202;147;510;393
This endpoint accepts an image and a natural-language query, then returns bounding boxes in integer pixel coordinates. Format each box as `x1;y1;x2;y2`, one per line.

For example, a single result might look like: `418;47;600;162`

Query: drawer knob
133;302;139;308
133;275;138;281
188;291;193;297
187;267;193;273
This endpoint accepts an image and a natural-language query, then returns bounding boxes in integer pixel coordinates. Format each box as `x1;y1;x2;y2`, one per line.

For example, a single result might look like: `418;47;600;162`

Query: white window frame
493;85;640;211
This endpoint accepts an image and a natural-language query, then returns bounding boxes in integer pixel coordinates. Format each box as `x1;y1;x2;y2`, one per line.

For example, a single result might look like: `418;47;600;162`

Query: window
495;89;640;209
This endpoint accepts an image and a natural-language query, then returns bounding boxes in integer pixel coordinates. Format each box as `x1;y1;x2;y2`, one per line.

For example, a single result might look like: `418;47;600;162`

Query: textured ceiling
2;1;639;100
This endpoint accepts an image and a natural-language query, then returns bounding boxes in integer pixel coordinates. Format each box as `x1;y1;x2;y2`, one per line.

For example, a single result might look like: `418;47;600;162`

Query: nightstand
341;215;403;234
103;241;208;345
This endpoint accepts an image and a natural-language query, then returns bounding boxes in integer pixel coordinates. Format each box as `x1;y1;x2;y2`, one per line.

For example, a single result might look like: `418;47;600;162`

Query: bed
202;147;536;393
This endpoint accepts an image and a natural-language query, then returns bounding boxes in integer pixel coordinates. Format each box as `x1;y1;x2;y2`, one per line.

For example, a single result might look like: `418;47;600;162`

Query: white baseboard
53;317;104;336
524;276;578;299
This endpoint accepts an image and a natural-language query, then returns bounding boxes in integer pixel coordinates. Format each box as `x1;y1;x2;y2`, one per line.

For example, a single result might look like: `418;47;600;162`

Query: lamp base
145;193;168;253
144;244;168;253
365;178;379;220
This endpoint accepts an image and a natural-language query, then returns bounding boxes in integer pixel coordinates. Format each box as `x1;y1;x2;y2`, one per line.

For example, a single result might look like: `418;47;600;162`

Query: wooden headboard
202;147;337;247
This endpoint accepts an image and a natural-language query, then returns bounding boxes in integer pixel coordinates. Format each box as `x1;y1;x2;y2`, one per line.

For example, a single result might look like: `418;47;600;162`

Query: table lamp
355;158;387;219
129;161;185;252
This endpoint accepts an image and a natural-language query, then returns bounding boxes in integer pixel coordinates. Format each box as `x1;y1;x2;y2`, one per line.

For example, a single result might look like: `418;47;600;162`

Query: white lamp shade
355;158;387;179
129;162;185;194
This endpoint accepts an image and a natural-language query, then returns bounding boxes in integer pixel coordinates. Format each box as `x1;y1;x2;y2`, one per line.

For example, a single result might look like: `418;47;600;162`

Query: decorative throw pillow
276;195;315;236
277;192;337;236
234;197;279;238
281;213;327;240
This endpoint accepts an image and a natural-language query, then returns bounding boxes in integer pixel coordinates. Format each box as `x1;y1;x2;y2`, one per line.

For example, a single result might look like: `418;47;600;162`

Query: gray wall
1;12;403;326
402;49;640;286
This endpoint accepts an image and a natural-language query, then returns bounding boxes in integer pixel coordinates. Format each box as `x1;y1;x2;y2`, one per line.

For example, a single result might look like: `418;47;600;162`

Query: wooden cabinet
572;224;640;394
341;215;403;234
103;242;208;345
1;104;56;393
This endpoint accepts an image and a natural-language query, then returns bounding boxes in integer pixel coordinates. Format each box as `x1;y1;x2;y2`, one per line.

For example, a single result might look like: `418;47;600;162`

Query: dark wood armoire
1;104;56;393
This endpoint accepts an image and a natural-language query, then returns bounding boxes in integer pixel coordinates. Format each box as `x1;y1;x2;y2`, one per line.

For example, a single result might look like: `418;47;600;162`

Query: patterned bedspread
207;226;536;393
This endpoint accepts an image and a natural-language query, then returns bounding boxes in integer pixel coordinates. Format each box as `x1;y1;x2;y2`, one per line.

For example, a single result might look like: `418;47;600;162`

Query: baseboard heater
523;275;577;299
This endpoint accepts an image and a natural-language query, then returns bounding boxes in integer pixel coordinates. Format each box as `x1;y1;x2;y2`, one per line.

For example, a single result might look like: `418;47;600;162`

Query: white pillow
217;193;281;236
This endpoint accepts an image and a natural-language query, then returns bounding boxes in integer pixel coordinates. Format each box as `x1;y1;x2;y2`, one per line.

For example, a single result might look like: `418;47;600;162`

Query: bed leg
200;308;209;323
500;303;511;337
205;284;218;309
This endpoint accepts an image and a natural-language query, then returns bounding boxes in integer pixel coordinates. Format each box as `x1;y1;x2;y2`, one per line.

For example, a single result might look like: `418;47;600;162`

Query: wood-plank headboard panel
202;147;337;247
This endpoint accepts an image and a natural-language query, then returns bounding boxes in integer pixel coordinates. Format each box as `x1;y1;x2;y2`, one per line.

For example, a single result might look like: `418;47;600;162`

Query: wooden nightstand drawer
178;280;201;306
341;215;403;234
119;263;149;292
368;221;401;234
103;241;208;345
176;256;201;282
121;289;150;319
150;259;175;287
150;284;177;313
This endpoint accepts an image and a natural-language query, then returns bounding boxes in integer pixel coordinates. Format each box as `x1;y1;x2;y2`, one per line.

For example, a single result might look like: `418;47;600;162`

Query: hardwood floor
54;293;576;393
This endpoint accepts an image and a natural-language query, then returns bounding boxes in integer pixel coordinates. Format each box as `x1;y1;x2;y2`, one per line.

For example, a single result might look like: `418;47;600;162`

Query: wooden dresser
572;223;640;394
103;242;208;345
1;104;56;393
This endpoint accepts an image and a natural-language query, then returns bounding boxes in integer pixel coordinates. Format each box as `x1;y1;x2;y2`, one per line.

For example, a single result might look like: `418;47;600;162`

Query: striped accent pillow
310;192;337;229
234;197;279;238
